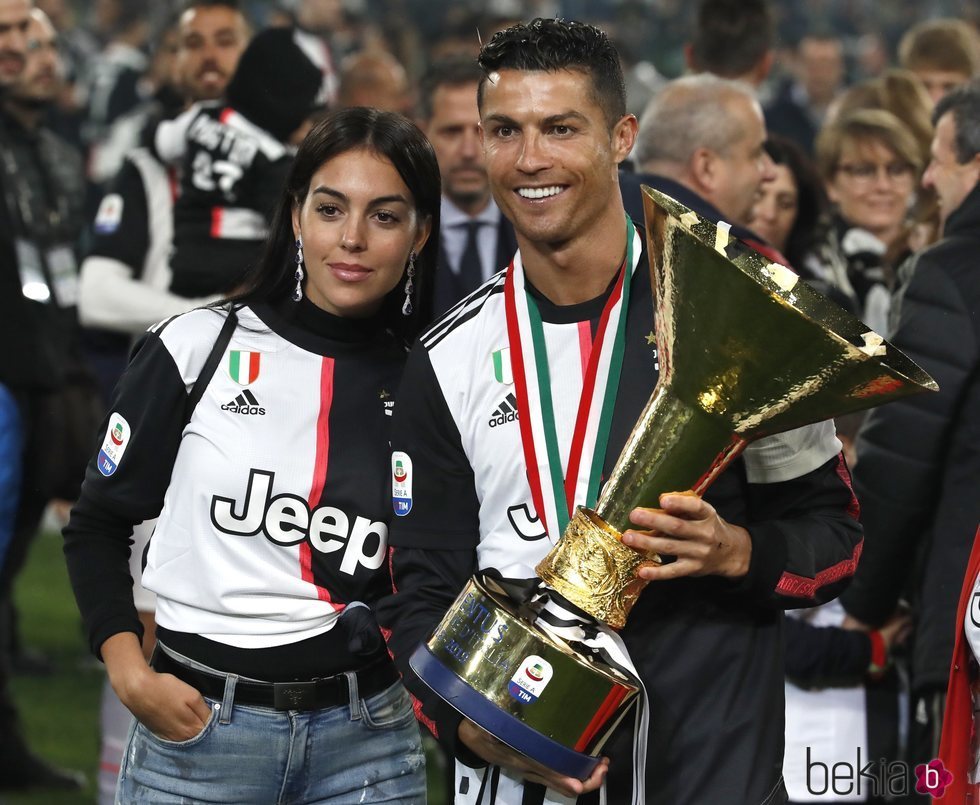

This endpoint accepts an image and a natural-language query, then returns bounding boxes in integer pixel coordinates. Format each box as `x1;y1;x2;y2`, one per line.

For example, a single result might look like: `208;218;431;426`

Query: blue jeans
116;648;426;804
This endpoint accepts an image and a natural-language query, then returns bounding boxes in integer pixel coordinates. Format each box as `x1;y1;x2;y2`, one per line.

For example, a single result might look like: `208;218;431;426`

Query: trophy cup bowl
410;186;938;777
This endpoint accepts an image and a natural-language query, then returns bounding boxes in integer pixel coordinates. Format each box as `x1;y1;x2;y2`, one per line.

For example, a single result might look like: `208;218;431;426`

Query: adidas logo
488;393;519;428
221;389;266;416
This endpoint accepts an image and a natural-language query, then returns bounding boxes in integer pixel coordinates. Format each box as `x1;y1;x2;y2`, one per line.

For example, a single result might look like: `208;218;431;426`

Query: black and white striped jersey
66;299;405;659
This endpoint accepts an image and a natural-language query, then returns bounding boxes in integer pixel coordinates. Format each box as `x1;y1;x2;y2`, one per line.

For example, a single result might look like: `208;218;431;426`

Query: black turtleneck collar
251;295;389;355
525;269;620;325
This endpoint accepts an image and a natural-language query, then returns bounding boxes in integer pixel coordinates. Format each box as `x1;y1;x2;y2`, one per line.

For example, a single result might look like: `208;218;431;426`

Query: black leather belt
153;649;399;711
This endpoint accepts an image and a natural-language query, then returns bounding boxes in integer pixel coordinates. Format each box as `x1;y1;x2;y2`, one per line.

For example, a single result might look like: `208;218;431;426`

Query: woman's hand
457;719;608;797
102;632;212;742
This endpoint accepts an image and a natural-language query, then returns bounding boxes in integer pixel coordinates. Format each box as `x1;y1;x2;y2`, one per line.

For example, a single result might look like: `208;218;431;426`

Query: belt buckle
273;680;319;710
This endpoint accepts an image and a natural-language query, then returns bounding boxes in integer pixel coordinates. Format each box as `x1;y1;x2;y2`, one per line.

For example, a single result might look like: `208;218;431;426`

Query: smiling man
175;0;249;102
379;17;863;805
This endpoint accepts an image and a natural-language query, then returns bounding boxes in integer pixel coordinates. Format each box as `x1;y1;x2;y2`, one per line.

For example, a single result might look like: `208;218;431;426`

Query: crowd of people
0;1;978;804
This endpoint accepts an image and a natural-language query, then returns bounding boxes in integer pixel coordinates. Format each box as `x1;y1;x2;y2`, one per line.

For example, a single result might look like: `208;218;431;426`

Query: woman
63;108;439;804
814;109;923;334
750;136;859;314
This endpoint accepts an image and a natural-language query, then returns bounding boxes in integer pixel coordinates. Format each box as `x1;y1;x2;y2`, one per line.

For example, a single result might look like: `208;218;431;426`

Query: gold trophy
410;186;937;778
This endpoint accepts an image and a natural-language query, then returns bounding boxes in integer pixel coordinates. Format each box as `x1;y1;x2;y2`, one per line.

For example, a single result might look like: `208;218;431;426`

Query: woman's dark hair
238;107;441;343
764;135;828;271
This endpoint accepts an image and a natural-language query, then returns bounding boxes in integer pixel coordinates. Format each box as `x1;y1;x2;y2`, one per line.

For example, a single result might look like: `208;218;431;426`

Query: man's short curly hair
476;18;626;129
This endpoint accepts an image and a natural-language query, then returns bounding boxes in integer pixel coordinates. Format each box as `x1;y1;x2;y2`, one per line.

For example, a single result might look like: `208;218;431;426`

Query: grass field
4;529;449;805
7;527;102;805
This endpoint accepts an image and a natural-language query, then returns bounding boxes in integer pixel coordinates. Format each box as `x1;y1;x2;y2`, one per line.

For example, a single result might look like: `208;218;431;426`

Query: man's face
707;96;776;227
424;82;489;211
11;12;59;105
480;68;633;248
0;0;31;88
923;112;980;226
913;68;971;108
800;37;844;105
176;5;248;102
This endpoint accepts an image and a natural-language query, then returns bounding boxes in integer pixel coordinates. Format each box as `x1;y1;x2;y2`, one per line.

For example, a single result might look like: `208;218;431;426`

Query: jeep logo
209;469;387;576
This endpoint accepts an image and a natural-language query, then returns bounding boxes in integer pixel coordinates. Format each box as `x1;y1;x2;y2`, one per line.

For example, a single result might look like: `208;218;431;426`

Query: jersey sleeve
63;325;192;657
729;449;864;610
85;159;151;274
376;341;484;760
386;342;481;548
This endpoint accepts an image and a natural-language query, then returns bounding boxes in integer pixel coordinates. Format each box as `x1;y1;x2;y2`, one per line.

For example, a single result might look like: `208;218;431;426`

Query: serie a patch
98;413;131;476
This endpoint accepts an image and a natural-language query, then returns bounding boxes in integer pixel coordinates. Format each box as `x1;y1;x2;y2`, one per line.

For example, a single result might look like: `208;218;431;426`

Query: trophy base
412;574;639;780
411;645;603;780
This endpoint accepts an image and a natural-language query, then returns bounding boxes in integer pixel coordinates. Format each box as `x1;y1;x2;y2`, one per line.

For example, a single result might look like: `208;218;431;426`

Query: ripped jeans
115;646;426;804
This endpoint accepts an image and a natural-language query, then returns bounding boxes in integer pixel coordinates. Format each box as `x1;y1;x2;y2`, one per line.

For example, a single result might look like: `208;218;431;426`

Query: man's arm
625;422;863;609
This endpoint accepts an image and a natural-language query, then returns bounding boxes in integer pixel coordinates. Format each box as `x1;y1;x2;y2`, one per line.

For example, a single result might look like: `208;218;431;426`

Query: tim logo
805;748;953;798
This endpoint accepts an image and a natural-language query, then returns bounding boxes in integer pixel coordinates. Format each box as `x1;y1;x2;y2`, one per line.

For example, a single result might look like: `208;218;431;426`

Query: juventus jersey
154;103;291;297
379;233;864;805
67;299;405;655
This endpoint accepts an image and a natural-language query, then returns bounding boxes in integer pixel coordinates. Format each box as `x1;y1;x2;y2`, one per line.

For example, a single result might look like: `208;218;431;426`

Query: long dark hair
764;135;828;271
237;107;441;343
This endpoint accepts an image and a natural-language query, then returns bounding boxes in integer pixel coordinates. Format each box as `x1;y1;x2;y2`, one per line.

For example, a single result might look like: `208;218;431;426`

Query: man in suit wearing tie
418;56;517;315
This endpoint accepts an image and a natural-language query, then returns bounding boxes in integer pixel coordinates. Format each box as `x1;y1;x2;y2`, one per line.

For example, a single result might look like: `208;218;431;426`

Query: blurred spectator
293;0;345;107
175;0;250;103
34;0;98;149
87;16;181;186
831;69;935;168
0;1;88;793
623;75;776;242
337;48;412;114
82;0;153;157
78;0;251;393
842;80;980;799
898;18;980;108
814;109;923;334
749;135;855;303
153;26;320;299
685;0;773;88
418;56;515;315
767;33;846;154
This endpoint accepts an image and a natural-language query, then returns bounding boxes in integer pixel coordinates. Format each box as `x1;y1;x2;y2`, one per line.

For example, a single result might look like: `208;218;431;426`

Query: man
621;74;778;256
79;0;249;340
766;34;845;154
899;19;980;107
841;80;980;795
418;56;517;314
685;0;773;88
336;49;412;114
0;0;85;792
379;18;862;804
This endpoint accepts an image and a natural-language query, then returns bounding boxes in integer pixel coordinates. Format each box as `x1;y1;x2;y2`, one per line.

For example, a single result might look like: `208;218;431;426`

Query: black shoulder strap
184;308;238;424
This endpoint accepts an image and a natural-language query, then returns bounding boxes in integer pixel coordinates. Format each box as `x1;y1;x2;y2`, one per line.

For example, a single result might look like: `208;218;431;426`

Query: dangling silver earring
293;237;304;302
401;251;417;316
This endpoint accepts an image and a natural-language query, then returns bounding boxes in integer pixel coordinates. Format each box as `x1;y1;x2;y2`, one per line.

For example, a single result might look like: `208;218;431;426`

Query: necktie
458;220;484;294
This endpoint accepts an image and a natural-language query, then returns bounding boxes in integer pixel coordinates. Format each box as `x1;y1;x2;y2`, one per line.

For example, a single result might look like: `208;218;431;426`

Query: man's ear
689;147;717;191
612;114;639;165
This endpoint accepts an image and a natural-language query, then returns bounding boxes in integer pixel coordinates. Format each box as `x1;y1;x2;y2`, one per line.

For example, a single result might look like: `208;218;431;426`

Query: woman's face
748;164;798;253
292;148;430;318
826;137;916;241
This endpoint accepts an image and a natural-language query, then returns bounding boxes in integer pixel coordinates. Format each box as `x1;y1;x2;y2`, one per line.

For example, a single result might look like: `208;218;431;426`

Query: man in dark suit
418;56;517;315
